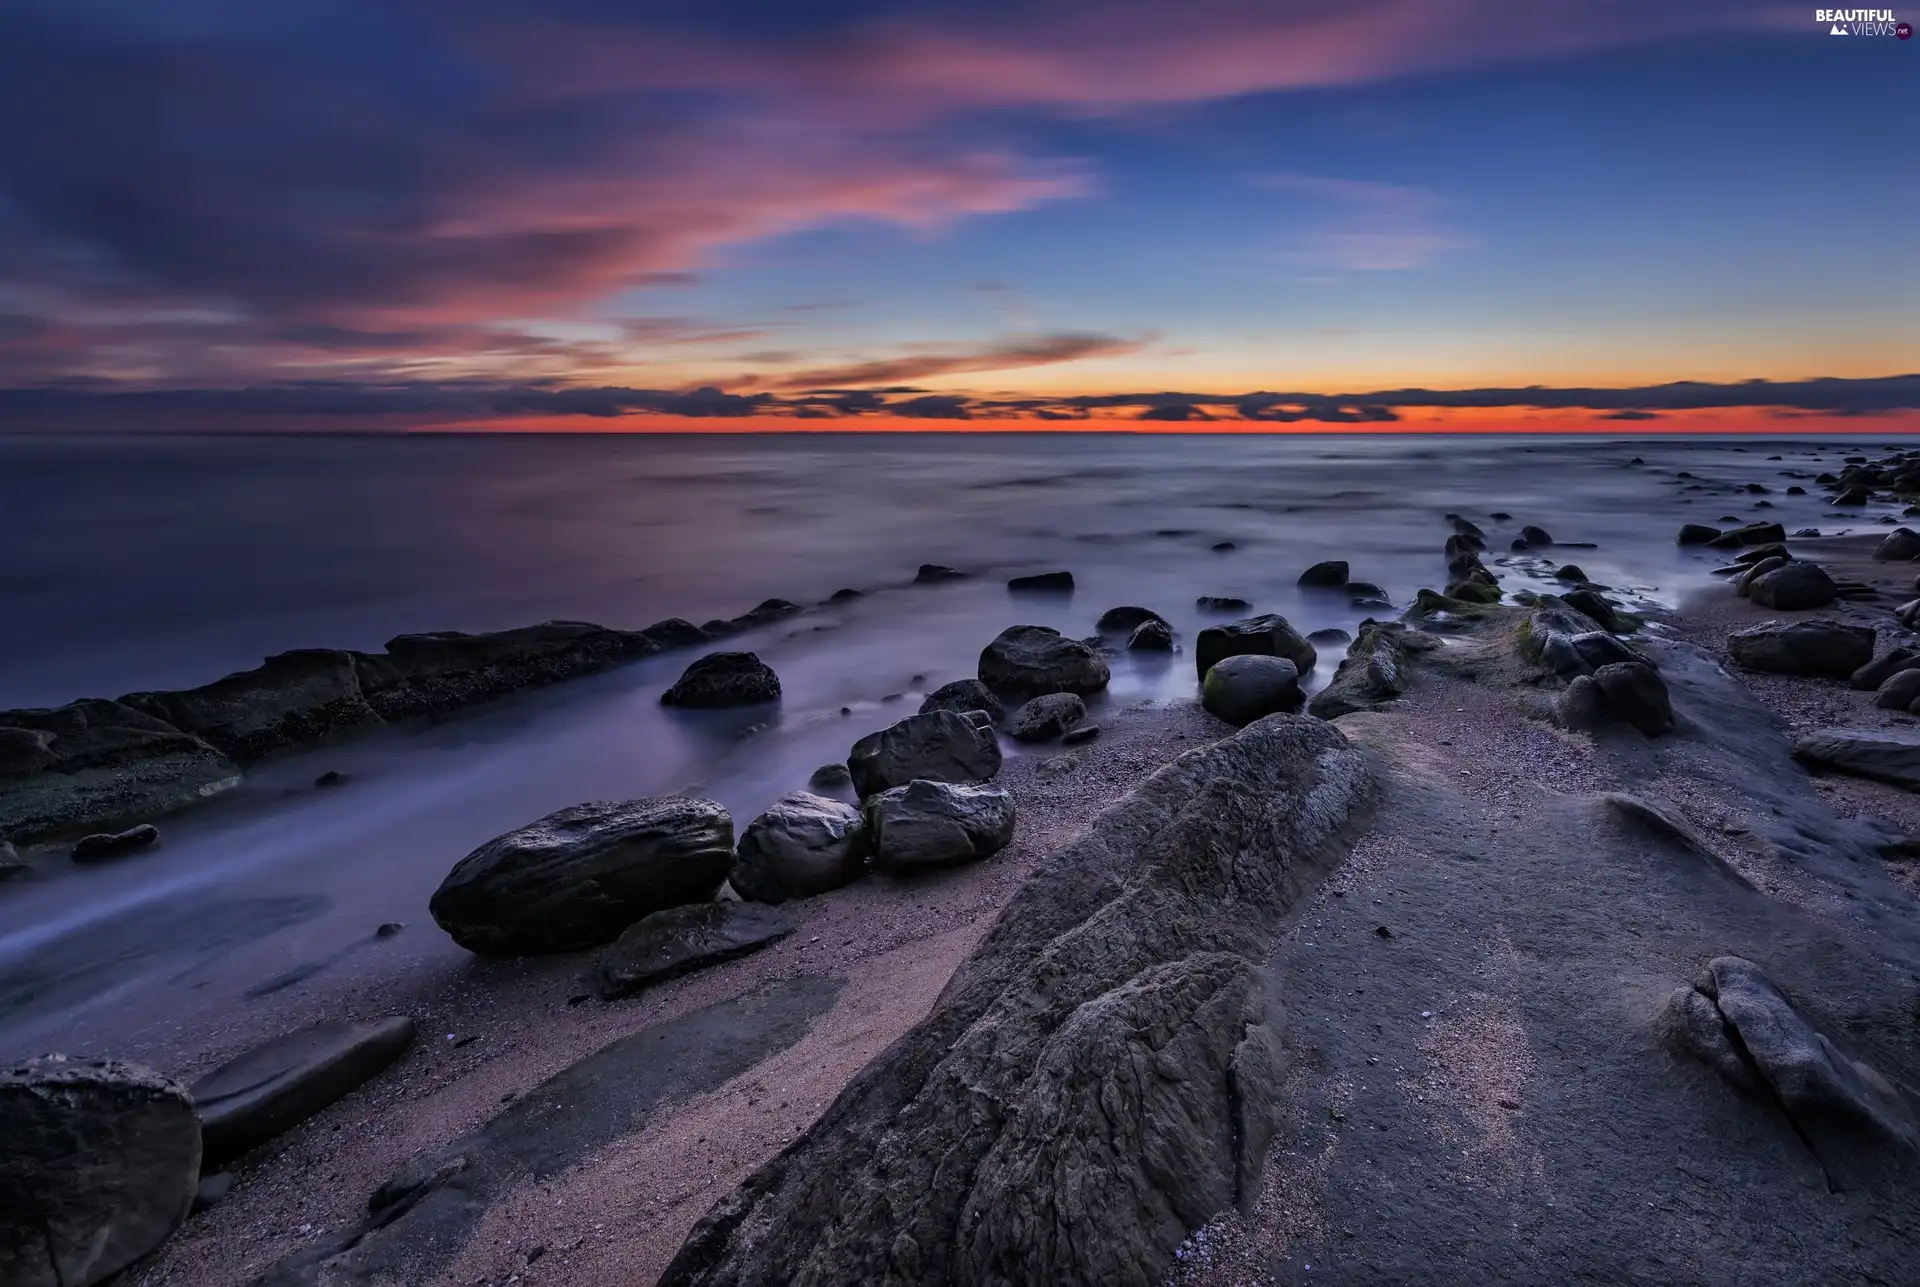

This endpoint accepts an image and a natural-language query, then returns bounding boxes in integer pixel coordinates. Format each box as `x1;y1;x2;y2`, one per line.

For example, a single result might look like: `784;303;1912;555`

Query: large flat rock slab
1793;727;1920;790
1;1055;200;1287
192;1017;416;1166
594;902;795;1000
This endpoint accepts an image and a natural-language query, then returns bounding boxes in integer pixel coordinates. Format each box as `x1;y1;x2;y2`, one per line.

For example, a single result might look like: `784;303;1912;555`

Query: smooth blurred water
0;430;1907;1059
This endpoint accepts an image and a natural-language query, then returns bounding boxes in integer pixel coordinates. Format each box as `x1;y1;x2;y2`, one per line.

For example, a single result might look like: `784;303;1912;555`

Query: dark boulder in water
1201;655;1303;727
1007;571;1075;593
919;679;1004;721
915;564;968;583
1193;614;1317;681
1097;605;1166;632
848;710;1002;798
660;652;781;708
71;823;161;864
1005;693;1087;743
1296;560;1348;588
979;626;1110;697
1127;618;1175;652
1195;596;1251;613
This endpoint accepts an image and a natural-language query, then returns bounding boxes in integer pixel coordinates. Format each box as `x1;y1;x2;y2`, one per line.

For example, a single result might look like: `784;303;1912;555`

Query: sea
0;430;1911;1058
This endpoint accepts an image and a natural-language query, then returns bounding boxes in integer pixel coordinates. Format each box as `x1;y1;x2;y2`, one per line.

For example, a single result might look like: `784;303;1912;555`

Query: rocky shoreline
8;443;1920;1286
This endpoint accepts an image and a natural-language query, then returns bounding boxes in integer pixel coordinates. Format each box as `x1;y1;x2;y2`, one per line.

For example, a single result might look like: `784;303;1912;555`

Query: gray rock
0;1055;200;1287
1733;555;1788;596
1307;627;1353;647
659;715;1371;1287
731;792;864;903
1873;528;1920;561
1193;614;1317;682
1727;620;1876;679
660;652;781;708
915;564;967;584
1344;580;1388;601
1556;674;1610;731
1520;525;1554;546
1194;596;1251;613
1706;521;1786;549
1554;564;1588;582
918;679;1004;722
1570;631;1642;671
1560;589;1627;633
806;762;853;791
978;626;1110;697
1005;693;1087;743
1201;656;1303;727
1096;606;1166;632
1850;645;1920;690
864;780;1016;869
1664;957;1917;1151
848;710;1002;798
0;699;242;845
1874;669;1920;712
1793;727;1920;789
429;797;734;955
593;902;795;1000
193;1017;416;1166
1520;605;1609;677
1592;661;1674;735
1007;571;1074;593
1307;626;1411;720
1296;560;1348;588
1126;619;1174;651
70;822;160;864
1677;523;1721;545
1749;561;1838;611
1060;724;1100;745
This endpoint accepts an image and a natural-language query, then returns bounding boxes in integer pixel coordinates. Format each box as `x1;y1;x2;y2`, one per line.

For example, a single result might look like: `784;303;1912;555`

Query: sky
0;0;1915;433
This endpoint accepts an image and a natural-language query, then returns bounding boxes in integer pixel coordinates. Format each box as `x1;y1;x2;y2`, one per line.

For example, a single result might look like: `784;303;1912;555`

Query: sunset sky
0;1;1915;432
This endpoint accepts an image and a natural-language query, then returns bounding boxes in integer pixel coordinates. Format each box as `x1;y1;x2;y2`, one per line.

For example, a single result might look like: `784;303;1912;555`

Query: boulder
1296;560;1348;588
0;699;241;845
1307;627;1353;647
1344;580;1388;601
1126;619;1174;652
1096;606;1165;632
1792;728;1920;789
658;715;1371;1287
0;1056;200;1287
1007;571;1074;593
1521;605;1608;677
193;1017;416;1166
848;710;1002;798
1852;645;1920;690
807;763;853;791
1193;614;1317;681
1570;631;1643;672
1874;669;1920;712
732;792;865;903
1592;661;1674;735
1061;725;1100;745
1520;525;1554;546
864;780;1016;869
1194;596;1252;613
642;618;710;648
1748;561;1838;611
1556;674;1610;731
1733;555;1789;596
1201;656;1303;727
660;652;781;708
1560;588;1628;633
1307;626;1411;719
1554;564;1588;582
1706;521;1786;549
429;797;734;955
1874;528;1920;561
1663;957;1917;1151
978;626;1110;697
70;823;160;864
915;565;967;584
1005;694;1087;743
593;903;795;1000
1727;620;1876;679
1733;542;1790;565
1677;523;1721;545
919;679;1004;722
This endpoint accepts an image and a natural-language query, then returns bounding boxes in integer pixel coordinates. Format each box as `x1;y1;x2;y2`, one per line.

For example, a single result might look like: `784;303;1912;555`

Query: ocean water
0;430;1908;1058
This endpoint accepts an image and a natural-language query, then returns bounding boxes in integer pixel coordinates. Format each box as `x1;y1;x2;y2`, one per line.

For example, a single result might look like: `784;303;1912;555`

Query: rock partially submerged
731;792;864;903
193;1018;417;1166
660;652;781;708
1193;613;1317;681
70;822;161;864
594;903;796;1000
918;679;1004;722
1200;655;1302;727
1127;618;1174;651
1007;571;1074;593
863;779;1016;869
660;715;1371;1287
978;626;1109;697
0;1055;200;1287
1096;606;1166;633
1307;626;1415;719
429;797;734;955
847;710;1002;798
